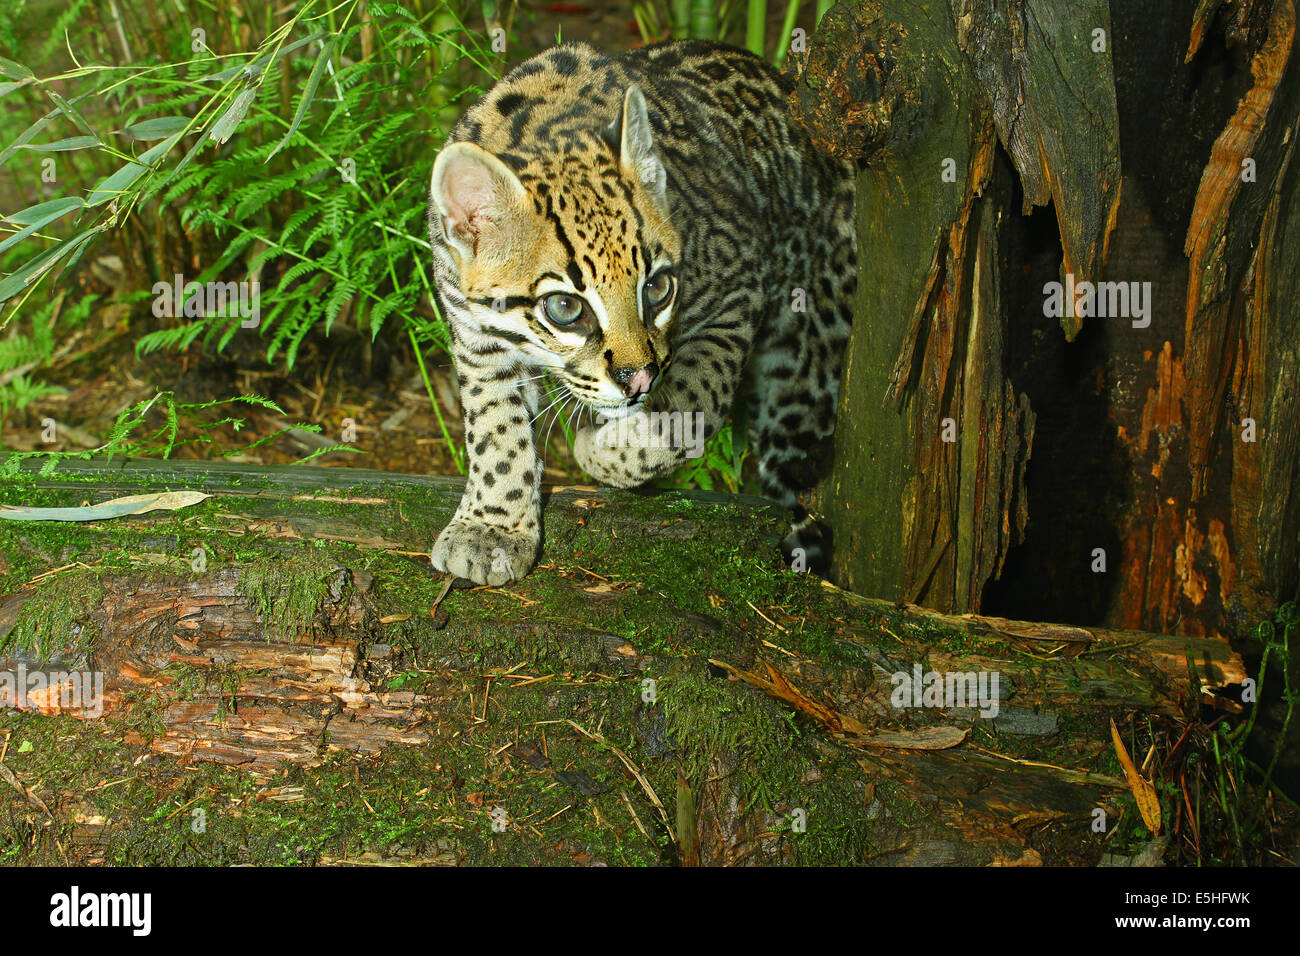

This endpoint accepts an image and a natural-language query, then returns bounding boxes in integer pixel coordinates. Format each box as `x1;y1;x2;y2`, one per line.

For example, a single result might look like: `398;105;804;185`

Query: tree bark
791;0;1300;642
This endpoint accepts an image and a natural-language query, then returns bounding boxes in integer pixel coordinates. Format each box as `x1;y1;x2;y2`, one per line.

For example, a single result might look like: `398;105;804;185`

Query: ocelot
427;39;856;585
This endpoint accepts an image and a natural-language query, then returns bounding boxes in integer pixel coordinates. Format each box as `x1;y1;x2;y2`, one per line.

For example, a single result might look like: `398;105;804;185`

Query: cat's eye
543;292;586;326
643;269;674;311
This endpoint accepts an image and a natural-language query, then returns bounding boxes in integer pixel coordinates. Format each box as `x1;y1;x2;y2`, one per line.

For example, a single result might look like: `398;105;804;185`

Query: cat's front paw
575;416;649;487
430;518;540;585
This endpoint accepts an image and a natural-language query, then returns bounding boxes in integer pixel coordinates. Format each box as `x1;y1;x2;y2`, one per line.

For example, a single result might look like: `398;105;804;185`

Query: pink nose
613;362;659;398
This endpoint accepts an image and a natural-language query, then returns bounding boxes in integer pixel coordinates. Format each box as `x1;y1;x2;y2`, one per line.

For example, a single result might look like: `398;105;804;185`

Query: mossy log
0;460;1244;865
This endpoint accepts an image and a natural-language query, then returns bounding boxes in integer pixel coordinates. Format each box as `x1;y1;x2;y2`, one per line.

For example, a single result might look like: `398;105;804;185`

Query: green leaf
0;112;58;164
17;135;100;151
0;79;35;99
159;124;214;190
45;90;100;142
121;117;193;140
268;37;336;160
0;225;104;303
194;33;327;83
85;133;182;206
0;197;84;255
0;57;34;80
4;195;84;226
86;160;149;207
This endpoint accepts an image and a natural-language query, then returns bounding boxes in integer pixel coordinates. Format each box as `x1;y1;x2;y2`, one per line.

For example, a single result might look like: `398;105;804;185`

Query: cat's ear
430;141;528;259
618;85;667;203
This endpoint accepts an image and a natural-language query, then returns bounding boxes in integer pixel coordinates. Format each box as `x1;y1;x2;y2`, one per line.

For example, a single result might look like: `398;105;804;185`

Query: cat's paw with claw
430;518;540;586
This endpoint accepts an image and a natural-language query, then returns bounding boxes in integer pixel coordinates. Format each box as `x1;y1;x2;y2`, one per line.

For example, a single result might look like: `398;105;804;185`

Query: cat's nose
613;362;659;398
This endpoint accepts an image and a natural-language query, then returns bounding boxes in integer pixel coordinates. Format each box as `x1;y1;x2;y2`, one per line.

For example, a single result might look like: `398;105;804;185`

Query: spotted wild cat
427;39;856;585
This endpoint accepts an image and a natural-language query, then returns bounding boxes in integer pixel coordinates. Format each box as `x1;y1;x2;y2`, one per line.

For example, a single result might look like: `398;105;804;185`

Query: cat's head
430;85;681;414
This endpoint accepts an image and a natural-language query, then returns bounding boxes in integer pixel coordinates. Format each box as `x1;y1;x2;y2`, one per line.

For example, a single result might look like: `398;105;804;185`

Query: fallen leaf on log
553;769;611;797
1110;718;1162;834
0;761;52;818
855;726;969;750
709;658;967;751
509;740;551;770
0;490;210;522
988;848;1043;867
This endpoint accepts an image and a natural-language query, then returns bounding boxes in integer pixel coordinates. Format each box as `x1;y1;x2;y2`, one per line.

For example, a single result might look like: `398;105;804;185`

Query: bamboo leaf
45;90;100;142
159;123;214;189
85;133;182;206
121;117;193;140
16;135;100;152
268;37;336;160
0;57;34;80
3;196;84;227
193;33;327;83
0;197;84;255
0;78;35;99
0;226;104;303
0;491;211;522
0;112;58;164
86;160;149;207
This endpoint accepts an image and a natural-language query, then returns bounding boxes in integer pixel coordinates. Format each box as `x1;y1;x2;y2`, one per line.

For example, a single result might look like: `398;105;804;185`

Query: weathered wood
1183;0;1296;498
955;0;1122;340
795;0;1296;652
0;459;1247;864
796;0;999;605
795;0;1057;610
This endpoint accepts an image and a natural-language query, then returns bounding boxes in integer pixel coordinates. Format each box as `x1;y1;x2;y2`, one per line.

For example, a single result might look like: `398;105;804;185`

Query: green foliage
634;0;740;44
661;423;749;493
1203;601;1299;864
1;0;494;471
0;0;766;491
146;45;446;368
0;390;346;477
0;290;99;420
634;0;833;63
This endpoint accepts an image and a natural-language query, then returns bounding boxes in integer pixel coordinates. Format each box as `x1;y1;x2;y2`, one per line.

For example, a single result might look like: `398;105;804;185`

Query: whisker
543;395;573;463
530;388;569;426
540;395;577;465
502;373;552;389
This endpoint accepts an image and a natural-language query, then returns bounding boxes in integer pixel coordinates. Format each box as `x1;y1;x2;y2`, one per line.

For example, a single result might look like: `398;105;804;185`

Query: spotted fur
427;39;856;584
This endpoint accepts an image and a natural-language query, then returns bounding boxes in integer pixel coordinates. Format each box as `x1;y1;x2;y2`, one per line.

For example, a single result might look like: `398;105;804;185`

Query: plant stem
689;0;718;39
745;0;766;56
772;0;802;66
672;0;692;38
406;321;465;475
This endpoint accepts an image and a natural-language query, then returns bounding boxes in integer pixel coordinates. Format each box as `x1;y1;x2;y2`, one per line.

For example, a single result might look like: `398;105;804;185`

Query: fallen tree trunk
0;459;1245;865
